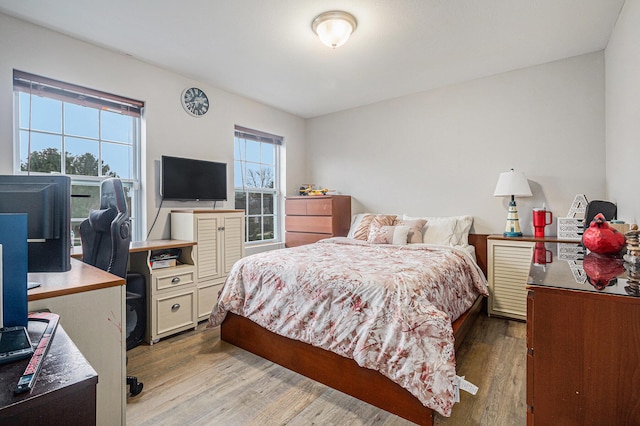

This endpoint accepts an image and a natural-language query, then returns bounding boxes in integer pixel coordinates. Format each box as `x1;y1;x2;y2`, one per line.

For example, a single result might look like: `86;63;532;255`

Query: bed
210;214;488;426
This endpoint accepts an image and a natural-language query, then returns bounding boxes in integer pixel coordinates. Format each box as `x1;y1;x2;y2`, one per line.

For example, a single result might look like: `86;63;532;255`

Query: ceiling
0;0;625;118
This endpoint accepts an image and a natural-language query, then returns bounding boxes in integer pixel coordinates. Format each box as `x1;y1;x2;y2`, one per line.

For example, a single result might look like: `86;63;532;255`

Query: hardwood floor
126;315;525;425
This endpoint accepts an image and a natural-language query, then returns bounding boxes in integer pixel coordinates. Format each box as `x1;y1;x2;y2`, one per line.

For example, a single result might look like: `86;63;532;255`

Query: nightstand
487;235;575;320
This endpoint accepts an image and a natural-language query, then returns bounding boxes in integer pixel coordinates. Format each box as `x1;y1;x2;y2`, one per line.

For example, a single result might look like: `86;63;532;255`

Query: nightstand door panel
488;239;534;320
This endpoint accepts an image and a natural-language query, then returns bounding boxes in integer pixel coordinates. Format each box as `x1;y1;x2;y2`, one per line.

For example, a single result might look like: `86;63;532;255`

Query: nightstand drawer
155;290;196;335
153;266;195;291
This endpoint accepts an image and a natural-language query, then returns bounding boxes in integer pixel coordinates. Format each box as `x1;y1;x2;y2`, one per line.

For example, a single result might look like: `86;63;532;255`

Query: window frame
12;70;144;242
234;125;283;245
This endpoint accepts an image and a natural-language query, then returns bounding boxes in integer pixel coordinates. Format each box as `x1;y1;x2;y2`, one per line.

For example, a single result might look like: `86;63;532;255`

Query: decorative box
557;217;584;241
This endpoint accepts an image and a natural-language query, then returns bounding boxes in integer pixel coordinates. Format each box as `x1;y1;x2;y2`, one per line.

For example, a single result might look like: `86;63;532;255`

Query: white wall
605;0;640;225
306;52;606;235
0;13;307;240
1;12;617;239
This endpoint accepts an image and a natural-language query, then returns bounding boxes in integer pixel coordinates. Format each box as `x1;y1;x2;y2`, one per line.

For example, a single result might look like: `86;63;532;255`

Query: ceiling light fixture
312;11;357;49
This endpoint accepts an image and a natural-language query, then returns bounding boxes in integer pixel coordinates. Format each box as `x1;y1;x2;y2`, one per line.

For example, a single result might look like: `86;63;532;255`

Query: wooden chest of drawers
527;258;640;424
285;195;351;247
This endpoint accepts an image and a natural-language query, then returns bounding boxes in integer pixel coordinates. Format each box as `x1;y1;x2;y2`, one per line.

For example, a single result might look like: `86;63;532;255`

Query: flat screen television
0;175;71;272
161;155;227;201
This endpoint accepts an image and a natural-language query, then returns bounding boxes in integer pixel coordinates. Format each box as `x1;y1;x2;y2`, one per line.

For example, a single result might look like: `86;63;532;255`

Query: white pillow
402;214;473;246
454;215;474;246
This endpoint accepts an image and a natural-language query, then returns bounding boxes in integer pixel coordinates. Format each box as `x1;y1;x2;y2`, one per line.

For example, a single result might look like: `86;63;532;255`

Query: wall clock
181;87;209;117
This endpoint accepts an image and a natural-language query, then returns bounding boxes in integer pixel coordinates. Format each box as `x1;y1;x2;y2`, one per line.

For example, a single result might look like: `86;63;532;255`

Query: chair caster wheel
127;376;143;396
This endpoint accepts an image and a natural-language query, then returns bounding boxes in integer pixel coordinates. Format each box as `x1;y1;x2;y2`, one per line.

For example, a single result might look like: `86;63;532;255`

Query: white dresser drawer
153;266;195;291
154;290;196;336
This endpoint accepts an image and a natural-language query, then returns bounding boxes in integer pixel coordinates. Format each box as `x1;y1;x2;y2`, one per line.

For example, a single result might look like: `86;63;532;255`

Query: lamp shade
493;169;532;197
312;11;357;48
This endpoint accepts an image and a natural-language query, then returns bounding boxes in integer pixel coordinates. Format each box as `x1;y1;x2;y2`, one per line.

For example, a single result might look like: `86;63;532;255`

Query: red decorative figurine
582;213;626;255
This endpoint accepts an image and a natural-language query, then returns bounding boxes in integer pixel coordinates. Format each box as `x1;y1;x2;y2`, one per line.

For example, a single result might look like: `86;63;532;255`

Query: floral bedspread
209;238;488;417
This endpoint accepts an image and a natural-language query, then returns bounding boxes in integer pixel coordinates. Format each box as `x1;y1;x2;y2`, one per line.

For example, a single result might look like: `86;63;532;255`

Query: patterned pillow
352;214;375;240
394;219;427;243
352;214;396;241
368;225;411;245
367;214;397;237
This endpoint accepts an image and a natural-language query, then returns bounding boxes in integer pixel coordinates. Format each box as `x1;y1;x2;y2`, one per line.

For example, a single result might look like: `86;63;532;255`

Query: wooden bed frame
220;234;489;426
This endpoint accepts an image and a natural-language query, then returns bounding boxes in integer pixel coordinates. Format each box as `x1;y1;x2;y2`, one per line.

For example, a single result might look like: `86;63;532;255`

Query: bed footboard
221;312;435;425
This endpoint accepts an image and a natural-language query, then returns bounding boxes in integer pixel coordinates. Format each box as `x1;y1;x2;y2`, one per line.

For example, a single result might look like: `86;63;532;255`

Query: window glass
20;132;62;173
247;216;262;242
235;191;246;211
65;137;100;176
248;192;262;215
102;111;134;143
246;140;261;163
245;163;261;188
263;193;273;214
263;216;274;240
261;165;274;189
102;142;132;179
64;103;99;138
262;144;275;165
234;160;243;188
30;96;62;133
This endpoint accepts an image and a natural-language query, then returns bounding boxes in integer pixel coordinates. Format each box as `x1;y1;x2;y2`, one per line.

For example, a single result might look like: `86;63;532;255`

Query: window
12;70;143;243
234;126;282;244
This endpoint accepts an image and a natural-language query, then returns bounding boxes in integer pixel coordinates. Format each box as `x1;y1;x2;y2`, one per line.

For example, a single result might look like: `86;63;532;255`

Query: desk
32;240;194;425
127;240;198;343
0;322;98;425
28;258;125;426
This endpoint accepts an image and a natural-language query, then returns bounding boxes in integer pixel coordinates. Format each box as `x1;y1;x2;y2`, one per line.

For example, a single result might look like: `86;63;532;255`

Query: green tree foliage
21;148;117;177
21;147;62;173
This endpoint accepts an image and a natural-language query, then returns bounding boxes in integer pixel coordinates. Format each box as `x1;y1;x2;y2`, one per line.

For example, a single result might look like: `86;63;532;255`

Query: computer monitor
0;175;71;272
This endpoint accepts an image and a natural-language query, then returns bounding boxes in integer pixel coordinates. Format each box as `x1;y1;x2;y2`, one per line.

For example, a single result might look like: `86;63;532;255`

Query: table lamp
493;169;532;237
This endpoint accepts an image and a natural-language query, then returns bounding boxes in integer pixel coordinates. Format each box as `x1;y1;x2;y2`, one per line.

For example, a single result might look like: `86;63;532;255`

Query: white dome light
312;11;357;49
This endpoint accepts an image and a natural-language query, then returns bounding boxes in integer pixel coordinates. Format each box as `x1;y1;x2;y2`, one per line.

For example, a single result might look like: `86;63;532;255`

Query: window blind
234;125;283;145
13;70;144;117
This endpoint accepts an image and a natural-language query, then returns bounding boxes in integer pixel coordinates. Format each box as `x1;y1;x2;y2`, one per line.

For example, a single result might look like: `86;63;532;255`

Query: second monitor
0;175;71;272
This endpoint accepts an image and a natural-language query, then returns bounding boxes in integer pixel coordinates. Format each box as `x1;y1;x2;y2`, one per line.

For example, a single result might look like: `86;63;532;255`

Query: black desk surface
0;321;98;422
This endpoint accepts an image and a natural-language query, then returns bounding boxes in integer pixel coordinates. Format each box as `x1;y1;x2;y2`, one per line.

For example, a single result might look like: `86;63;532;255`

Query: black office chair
79;178;143;397
583;200;617;228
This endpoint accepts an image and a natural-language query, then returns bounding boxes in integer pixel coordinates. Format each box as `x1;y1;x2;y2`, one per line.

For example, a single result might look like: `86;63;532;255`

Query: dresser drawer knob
171;277;181;284
171;303;180;312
